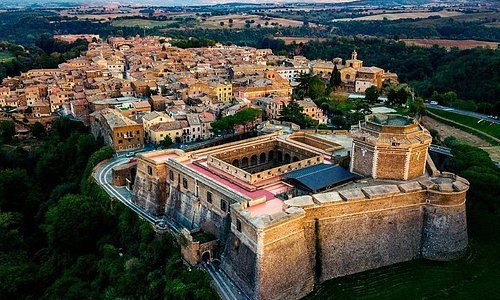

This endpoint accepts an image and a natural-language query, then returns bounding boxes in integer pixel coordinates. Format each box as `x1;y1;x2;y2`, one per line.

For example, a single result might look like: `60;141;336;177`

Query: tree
0;121;15;143
328;63;341;91
280;99;319;128
211;108;261;136
31;122;45;138
429;128;441;144
43;194;105;252
387;85;409;106
364;86;379;104
308;76;326;100
0;169;37;216
160;135;173;148
408;96;426;116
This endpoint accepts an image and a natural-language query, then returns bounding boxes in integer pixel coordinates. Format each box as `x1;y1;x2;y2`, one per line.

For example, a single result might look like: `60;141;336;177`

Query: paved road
94;156;249;300
426;104;500;124
203;260;249;300
94;156;179;232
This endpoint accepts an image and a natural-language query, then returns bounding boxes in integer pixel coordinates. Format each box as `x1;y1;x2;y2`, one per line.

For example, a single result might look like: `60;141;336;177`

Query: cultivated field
59;10;145;20
111;19;177;28
333;10;463;21
277;37;327;45
415;12;500;27
199;14;306;29
402;39;499;50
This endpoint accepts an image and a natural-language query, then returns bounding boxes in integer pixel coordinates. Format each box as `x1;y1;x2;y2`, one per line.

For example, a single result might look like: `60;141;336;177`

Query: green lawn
428;108;500;140
111;18;178;28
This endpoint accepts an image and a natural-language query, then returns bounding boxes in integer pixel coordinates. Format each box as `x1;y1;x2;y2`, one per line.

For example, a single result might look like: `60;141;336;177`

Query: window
169;170;174;180
236;219;242;232
221;199;228;212
207;191;212;203
183;178;188;189
147;166;153;175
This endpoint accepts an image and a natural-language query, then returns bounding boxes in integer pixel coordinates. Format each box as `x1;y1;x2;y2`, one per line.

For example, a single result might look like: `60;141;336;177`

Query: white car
126;151;135;157
430;101;438;105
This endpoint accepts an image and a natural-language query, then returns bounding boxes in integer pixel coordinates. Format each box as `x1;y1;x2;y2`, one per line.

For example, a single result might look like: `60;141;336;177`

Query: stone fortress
129;114;468;300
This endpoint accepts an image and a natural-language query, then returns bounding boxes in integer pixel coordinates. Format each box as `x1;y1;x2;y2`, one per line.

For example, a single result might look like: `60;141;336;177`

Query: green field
0;51;14;62
427;108;500;140
111;18;178;28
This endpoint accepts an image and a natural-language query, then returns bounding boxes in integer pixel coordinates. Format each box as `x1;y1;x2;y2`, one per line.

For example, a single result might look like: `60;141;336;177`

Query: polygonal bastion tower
350;114;431;180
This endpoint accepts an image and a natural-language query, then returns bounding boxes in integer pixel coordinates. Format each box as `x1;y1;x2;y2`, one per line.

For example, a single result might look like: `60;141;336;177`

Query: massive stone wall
226;176;469;300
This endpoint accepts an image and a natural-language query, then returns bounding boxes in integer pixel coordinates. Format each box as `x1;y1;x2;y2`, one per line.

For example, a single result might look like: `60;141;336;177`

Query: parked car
430;101;438;105
126;151;135;157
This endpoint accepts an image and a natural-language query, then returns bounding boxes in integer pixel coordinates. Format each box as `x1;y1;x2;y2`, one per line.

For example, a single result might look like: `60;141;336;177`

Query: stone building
350;114;432;180
131;115;468;300
90;108;144;152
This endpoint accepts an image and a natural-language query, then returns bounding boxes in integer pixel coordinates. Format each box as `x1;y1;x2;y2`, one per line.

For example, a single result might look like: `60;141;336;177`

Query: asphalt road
94;155;248;300
204;260;250;300
94;156;179;232
426;104;500;124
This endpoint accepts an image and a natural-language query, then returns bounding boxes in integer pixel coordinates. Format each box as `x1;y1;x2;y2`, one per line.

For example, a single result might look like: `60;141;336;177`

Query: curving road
94;156;249;300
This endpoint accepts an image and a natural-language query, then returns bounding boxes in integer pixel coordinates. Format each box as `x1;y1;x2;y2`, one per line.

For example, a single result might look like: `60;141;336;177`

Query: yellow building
186;81;232;103
148;121;187;144
90;108;144;152
142;111;174;141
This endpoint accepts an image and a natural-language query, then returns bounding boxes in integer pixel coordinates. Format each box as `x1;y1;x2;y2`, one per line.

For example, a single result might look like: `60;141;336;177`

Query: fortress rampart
226;173;468;300
129;116;468;300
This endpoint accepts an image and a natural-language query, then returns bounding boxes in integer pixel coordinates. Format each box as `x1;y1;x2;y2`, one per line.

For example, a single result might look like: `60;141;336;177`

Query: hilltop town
0;0;499;299
0;35;398;151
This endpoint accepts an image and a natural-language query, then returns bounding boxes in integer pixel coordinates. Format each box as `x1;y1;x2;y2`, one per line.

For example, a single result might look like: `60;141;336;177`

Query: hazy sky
28;0;358;6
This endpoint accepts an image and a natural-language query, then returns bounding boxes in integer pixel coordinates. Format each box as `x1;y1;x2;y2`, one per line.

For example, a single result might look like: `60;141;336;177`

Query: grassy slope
427;108;500;140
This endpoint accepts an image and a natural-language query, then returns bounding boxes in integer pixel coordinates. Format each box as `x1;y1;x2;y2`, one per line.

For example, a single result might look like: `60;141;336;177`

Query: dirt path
421;116;490;147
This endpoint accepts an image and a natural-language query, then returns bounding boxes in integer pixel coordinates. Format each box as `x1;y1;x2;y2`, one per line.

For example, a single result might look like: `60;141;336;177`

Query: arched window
232;159;239;167
260;153;266;164
268;150;274;161
284;153;291;164
251;155;258;166
241;157;249;167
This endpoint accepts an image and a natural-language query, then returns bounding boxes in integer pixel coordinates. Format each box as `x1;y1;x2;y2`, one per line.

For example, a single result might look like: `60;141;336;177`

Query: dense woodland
0;118;217;299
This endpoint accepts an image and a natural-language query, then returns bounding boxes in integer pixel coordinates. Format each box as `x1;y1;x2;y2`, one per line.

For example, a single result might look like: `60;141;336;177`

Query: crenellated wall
225;174;469;300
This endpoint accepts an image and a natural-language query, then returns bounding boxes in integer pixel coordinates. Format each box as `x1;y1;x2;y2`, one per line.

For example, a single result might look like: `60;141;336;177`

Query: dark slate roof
283;164;355;192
